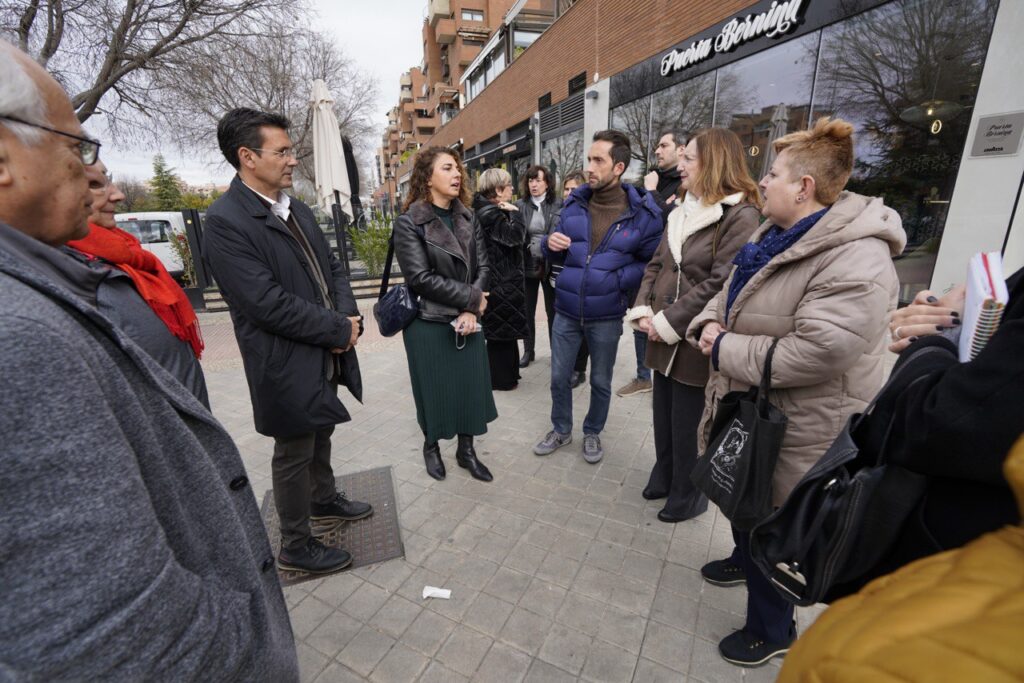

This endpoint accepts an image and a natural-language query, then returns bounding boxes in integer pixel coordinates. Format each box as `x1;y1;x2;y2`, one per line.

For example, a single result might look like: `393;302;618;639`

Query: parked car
114;211;185;276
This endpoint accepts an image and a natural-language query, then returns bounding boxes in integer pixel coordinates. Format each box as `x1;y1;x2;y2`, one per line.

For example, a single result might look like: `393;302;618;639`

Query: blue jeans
634;330;651;381
550;313;622;435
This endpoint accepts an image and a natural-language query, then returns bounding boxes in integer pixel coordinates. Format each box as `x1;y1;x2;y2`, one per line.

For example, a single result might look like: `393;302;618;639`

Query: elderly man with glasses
202;108;371;576
0;41;297;680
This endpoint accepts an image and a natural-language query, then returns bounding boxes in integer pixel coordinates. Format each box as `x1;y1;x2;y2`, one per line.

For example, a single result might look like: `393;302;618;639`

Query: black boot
423;440;445;480
456;434;493;482
519;350;535;368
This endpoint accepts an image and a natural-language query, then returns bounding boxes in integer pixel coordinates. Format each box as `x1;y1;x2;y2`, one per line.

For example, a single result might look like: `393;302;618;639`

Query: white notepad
959;251;1009;362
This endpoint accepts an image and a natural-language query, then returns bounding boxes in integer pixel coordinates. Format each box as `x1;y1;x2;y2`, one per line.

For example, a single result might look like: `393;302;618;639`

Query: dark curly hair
403;146;471;211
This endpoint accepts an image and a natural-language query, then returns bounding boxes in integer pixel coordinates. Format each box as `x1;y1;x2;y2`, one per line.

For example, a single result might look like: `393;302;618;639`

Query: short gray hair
0;40;48;145
476;167;512;199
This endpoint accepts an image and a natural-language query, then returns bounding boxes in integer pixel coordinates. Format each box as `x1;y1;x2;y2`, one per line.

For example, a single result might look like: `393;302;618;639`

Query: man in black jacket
203;108;371;575
617;129;687;398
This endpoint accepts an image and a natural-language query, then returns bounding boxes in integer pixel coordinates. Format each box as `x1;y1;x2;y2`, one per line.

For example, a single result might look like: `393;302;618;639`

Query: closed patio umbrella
310;78;352;273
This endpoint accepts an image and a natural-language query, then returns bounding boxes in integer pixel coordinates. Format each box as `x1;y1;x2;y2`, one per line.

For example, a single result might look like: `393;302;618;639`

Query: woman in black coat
393;147;497;483
473;168;529;390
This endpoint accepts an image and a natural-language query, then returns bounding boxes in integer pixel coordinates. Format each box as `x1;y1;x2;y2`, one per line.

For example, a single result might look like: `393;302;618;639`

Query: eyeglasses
248;147;297;160
0;114;101;165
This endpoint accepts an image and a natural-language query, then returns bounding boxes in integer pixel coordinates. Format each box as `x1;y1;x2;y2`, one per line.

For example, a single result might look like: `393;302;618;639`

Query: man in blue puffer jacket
533;130;663;463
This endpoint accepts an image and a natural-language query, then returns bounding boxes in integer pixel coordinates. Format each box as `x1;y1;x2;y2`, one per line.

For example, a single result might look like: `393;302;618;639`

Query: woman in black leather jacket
515;164;559;368
472;168;528;390
392;147;497;483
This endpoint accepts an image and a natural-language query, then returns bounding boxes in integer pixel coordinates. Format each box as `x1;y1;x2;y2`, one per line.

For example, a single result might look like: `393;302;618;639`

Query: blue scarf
725;207;829;323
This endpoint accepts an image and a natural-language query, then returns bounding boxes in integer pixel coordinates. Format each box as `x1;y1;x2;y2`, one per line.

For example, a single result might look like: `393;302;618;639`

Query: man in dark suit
203;108;371;575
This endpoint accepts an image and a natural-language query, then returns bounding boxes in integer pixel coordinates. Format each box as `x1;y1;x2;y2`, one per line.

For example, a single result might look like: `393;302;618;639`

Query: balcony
435;17;456;43
414;115;436;131
400;87;412;102
457;42;481;66
428;0;450;25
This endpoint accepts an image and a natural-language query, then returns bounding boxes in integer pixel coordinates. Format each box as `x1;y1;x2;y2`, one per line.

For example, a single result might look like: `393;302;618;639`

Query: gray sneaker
534;430;572;456
582;434;604;464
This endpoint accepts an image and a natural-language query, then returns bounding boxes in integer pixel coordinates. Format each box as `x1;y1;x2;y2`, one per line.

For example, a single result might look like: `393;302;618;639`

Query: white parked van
114;211;186;276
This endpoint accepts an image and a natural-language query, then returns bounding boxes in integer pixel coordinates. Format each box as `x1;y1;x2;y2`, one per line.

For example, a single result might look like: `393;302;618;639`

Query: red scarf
68;224;204;358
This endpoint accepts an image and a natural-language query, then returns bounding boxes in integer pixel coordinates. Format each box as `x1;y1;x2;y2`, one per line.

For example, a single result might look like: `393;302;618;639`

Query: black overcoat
202;176;362;438
472;193;528;341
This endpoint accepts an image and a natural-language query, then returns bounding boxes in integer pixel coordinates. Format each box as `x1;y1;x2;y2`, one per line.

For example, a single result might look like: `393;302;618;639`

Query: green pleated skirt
403;317;498;443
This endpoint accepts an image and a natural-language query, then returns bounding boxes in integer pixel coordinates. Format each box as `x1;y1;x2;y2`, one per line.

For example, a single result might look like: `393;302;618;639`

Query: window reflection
541;129;584;188
610;96;651;182
811;0;997;298
650;71;717;147
714;32;819;180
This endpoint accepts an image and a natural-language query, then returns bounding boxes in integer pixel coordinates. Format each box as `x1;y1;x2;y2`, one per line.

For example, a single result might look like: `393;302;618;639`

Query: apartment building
376;0;557;212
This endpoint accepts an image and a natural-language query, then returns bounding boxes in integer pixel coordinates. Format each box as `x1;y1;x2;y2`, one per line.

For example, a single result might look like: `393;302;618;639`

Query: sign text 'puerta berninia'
660;0;809;77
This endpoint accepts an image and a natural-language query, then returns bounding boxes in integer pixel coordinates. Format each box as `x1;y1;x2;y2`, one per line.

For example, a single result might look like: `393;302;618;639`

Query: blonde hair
772;117;854;205
476;167;512;199
689;127;763;209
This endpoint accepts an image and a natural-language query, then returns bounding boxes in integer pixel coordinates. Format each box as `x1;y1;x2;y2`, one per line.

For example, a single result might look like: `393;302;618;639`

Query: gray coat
0;221;297;681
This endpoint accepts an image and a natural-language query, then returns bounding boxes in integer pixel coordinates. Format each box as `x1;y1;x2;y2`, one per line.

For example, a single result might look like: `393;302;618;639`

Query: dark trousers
646;373;708;519
523;276;556;356
732;529;794;643
272;425;337;551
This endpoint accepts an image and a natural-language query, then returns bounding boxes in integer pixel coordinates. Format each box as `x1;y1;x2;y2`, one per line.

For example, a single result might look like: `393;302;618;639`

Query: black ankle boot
423;441;445;480
455;434;493;482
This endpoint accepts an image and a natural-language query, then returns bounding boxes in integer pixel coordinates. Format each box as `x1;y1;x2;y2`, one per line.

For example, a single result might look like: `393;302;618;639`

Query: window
649;71;717;160
461;9;483;21
542;130;585;188
810;0;997;298
116;220;171;244
610;96;652;182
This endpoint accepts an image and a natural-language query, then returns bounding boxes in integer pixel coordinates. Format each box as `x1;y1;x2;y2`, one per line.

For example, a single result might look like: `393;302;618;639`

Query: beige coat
625;193;761;386
687;192;906;506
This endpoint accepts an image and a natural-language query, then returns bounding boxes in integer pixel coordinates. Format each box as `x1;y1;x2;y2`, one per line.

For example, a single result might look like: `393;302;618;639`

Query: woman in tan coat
625;128;761;523
687;117;906;667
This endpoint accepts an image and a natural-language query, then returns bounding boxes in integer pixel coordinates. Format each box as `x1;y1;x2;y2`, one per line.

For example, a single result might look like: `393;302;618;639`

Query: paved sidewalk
201;304;823;682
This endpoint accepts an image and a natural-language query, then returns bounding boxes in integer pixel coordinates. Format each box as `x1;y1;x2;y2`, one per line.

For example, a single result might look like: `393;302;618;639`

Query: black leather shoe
519;350;535;368
657;508;696;523
423;441;445;480
310;492;373;523
456;434;493;482
570;371;586;389
277;538;352;574
642;486;668;500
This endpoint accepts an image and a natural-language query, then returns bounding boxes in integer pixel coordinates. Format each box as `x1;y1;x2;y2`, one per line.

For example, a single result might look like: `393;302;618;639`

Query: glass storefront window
541;129;585;188
713;32;819;181
609;96;651;182
649;71;717;148
811;0;998;298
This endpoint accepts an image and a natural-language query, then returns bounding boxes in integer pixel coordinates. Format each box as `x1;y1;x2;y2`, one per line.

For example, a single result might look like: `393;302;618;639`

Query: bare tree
1;0;301;131
114;177;152;212
153;28;380;187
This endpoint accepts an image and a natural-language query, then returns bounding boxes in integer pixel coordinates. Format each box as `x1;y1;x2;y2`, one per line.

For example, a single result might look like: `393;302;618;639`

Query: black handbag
372;237;418;337
747;346;942;607
691;338;787;531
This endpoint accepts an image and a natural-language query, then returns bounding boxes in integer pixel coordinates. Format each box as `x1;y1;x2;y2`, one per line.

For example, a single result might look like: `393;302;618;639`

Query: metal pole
332;189;351;277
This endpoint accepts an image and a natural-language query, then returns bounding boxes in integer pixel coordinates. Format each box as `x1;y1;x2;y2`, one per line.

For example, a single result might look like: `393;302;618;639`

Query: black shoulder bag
691;338;787;531
372;236;419;337
747;346;942;606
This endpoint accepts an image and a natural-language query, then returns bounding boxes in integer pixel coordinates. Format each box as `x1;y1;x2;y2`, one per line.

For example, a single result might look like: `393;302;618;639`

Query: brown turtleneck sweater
588;181;627;254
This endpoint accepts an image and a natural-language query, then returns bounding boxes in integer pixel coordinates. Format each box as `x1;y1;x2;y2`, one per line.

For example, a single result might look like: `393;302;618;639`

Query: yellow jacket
779;436;1024;682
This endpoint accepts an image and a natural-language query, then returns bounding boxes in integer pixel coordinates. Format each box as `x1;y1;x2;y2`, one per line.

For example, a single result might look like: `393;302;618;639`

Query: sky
101;1;426;188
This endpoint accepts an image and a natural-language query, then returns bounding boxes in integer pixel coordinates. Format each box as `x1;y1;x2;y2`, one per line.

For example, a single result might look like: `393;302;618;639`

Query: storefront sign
660;0;809;77
970;112;1024;158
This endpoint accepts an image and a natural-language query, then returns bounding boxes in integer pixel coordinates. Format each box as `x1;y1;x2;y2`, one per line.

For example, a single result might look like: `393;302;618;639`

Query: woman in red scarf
64;161;209;407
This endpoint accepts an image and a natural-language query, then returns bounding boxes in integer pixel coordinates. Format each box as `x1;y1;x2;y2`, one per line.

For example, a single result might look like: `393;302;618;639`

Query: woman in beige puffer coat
686;117;907;668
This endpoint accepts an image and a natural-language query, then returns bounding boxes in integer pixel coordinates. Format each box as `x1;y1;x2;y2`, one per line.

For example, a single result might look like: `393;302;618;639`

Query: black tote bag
372;236;418;337
746;346;944;607
691;338;787;531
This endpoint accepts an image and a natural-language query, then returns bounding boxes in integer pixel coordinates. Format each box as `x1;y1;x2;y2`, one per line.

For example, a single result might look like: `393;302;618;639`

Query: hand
548;232;571;252
347;316;360;348
455;312;478;336
887;286;964;353
637;317;652;334
648;325;663;343
643;170;659;191
478;292;489;316
498;201;518;212
699;322;724;356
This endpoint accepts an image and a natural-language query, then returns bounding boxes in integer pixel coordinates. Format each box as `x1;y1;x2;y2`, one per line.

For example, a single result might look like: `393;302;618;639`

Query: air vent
560;93;584;125
568;71;586;96
538;92;552;109
539;107;560;133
